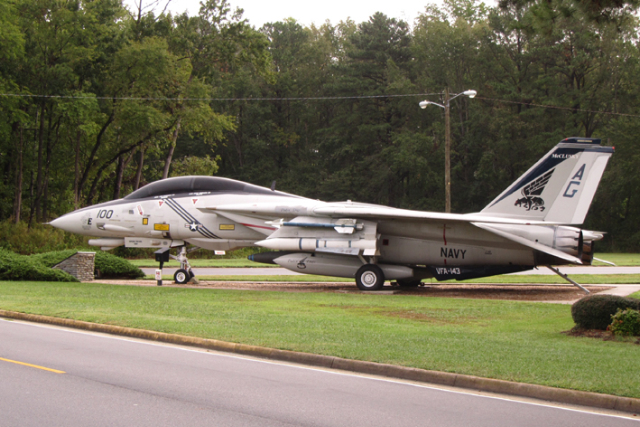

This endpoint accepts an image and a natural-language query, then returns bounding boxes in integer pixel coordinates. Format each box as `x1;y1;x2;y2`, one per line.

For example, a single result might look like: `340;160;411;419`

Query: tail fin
480;137;614;224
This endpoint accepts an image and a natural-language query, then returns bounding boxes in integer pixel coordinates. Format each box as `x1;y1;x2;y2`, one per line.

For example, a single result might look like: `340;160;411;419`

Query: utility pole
419;89;477;214
444;88;451;213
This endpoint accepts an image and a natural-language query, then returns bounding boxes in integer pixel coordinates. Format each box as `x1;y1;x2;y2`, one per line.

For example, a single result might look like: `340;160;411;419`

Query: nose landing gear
171;246;197;284
155;246;198;285
173;268;193;284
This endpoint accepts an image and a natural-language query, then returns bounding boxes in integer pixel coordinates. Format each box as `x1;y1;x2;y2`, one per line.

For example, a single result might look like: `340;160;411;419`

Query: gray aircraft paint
50;138;613;287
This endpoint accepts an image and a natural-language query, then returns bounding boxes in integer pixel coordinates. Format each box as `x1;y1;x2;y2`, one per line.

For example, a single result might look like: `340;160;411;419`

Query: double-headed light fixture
419;89;477;213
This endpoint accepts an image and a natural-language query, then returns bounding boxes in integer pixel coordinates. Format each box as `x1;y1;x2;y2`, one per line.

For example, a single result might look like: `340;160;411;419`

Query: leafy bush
0;248;77;282
32;249;144;279
571;295;640;330
608;308;640;336
94;251;145;279
30;249;79;267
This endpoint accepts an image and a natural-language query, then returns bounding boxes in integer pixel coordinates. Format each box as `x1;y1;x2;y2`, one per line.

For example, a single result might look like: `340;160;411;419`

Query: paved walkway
511;266;640;275
592;284;640;297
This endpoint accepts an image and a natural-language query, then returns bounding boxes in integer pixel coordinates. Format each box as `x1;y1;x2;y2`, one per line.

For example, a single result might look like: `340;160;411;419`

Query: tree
161;0;270;179
0;0;26;222
412;1;486;211
316;13;417;206
499;0;639;24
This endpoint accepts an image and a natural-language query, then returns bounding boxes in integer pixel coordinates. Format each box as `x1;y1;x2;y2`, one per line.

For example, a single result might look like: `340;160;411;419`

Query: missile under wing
50;137;613;290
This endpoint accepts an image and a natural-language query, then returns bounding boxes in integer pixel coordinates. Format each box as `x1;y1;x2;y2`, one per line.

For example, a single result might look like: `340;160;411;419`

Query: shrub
0;248;77;282
30;249;79;267
94;251;145;279
571;295;640;330
32;249;144;279
609;308;640;336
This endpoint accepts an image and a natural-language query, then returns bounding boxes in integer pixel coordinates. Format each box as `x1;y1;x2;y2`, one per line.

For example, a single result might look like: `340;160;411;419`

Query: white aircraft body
50;137;614;290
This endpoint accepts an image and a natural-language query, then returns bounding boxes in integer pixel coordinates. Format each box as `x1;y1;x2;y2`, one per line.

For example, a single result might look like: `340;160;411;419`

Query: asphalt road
141;266;640;277
0;319;637;427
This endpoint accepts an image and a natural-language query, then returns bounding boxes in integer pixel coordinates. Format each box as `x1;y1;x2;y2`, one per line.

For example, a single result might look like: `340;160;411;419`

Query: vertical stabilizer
480;138;613;224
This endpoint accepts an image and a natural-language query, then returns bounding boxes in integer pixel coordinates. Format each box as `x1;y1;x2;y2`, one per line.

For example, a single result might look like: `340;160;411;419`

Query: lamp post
419;89;477;213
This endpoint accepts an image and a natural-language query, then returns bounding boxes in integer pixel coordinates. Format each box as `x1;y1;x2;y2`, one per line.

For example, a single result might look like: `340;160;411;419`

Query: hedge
571;295;640;330
0;249;77;282
32;250;144;279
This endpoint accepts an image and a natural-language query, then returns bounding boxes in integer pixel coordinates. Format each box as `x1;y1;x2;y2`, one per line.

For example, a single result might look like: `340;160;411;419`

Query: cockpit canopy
124;176;293;200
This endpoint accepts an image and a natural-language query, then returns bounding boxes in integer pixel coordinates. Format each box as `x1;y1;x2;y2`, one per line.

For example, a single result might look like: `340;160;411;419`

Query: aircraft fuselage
50;137;613;289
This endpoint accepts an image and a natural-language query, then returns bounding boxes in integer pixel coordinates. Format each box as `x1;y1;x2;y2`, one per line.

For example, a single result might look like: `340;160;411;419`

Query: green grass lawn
1;280;638;398
591;253;640;266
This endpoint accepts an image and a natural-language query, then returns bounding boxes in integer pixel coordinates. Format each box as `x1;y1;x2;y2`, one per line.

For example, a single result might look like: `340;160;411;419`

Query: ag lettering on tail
480;137;614;224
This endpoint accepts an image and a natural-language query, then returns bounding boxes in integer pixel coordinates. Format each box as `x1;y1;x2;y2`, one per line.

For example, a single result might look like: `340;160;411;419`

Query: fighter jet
50;137;613;291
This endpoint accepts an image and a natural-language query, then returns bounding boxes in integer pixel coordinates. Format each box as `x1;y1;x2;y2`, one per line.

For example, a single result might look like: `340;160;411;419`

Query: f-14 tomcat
50;137;613;291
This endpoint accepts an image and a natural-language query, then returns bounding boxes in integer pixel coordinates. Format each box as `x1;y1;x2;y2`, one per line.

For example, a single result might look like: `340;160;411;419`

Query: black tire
174;268;190;284
355;264;385;291
396;279;421;288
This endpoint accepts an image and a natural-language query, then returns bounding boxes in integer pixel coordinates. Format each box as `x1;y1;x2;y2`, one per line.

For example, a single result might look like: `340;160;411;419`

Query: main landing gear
355;264;385;291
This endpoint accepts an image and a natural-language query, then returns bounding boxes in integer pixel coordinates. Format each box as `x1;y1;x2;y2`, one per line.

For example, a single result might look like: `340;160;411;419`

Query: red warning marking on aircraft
192;198;199;205
240;223;277;231
158;200;164;208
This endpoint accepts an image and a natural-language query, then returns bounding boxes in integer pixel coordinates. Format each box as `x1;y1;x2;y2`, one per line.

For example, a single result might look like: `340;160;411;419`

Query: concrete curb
2;309;639;414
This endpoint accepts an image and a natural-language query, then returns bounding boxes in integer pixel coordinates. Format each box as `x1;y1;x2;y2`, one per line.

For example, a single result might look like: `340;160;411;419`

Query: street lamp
419;89;477;213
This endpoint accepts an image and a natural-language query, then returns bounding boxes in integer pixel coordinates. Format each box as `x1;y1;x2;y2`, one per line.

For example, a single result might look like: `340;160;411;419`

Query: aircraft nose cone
49;212;82;234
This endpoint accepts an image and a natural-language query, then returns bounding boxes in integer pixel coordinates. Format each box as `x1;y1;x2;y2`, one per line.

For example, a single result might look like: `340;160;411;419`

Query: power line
476;96;640;118
1;92;638;118
0;92;440;101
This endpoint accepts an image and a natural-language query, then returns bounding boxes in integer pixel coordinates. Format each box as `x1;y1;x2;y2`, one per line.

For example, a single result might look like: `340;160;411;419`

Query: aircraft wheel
396;279;421;288
174;269;190;284
355;265;385;291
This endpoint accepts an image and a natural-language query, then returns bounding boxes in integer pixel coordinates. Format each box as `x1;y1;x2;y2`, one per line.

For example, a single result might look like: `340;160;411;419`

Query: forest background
1;0;640;252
